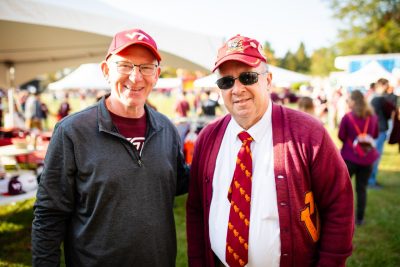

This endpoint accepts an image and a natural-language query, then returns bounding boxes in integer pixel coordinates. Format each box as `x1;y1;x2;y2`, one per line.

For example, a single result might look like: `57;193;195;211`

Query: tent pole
5;61;15;128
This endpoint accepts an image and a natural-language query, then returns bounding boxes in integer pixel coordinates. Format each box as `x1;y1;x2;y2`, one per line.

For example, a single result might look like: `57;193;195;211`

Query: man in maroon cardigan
186;34;354;267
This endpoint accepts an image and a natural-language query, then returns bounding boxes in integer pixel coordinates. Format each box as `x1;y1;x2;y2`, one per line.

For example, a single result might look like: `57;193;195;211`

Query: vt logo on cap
106;28;162;62
125;32;149;41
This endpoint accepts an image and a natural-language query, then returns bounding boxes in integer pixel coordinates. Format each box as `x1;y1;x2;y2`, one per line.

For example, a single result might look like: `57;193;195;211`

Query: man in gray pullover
32;28;189;267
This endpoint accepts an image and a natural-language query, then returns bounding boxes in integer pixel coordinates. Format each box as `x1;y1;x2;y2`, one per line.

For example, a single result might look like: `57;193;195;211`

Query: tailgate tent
0;0;223;127
154;78;182;90
343;61;395;87
193;73;218;90
268;65;311;87
48;63;109;91
0;0;223;88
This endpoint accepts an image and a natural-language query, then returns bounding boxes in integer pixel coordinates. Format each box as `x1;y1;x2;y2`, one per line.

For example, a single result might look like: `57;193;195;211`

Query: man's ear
154;65;161;83
100;61;109;81
266;72;273;87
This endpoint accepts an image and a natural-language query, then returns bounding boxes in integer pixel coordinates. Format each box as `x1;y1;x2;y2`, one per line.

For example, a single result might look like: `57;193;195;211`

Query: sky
101;0;340;57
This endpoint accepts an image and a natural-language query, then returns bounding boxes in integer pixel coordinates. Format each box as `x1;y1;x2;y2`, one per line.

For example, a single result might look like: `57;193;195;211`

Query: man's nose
129;66;143;81
231;79;245;94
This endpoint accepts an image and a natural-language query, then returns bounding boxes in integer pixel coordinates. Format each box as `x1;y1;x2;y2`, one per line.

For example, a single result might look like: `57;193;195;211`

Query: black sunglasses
216;70;268;90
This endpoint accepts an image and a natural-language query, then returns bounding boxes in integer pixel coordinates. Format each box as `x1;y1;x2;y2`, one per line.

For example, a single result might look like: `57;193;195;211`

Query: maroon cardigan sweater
186;104;354;267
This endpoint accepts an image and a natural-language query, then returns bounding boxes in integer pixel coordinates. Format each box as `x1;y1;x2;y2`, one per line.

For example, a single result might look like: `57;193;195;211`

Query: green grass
346;145;400;267
0;199;35;267
174;195;188;267
1;101;400;266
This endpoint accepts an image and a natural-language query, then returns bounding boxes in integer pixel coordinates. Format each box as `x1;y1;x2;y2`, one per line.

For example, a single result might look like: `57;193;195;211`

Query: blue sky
101;0;340;57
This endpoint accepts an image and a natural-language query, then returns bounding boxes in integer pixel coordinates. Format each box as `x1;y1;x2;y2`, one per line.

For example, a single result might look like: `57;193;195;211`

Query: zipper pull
137;159;143;167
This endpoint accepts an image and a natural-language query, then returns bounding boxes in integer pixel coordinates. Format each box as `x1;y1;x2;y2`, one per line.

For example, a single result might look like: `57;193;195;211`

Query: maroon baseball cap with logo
106;28;162;62
212;34;267;72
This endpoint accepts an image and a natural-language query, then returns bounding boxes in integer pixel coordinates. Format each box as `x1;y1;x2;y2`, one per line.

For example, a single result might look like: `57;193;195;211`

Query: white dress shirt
209;103;281;267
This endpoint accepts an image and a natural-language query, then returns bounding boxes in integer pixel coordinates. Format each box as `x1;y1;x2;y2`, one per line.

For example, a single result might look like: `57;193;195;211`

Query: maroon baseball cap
212;35;267;72
106;28;162;62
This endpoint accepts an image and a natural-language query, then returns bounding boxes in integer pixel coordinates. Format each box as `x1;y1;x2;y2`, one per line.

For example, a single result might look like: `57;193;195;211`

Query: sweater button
205;177;210;183
280;202;287;206
282;253;289;257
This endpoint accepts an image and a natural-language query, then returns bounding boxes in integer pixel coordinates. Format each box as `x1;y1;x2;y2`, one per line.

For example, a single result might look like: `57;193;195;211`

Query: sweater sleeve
338;114;349;143
31;124;76;266
312;129;354;267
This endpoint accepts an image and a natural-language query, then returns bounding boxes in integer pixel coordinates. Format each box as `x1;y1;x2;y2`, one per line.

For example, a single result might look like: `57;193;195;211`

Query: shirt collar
230;102;272;143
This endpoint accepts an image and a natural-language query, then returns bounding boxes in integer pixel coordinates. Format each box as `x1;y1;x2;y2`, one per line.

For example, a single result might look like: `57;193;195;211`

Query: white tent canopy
341;61;395;87
268;65;311;87
154;78;182;90
193;65;311;89
0;0;223;88
193;74;218;89
48;63;108;91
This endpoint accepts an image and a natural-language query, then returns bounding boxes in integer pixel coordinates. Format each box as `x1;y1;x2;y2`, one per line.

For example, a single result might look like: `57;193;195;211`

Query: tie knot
238;131;253;144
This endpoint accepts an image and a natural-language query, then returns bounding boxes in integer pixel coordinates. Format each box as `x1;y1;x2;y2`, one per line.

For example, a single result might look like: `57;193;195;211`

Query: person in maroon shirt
338;90;379;226
56;93;71;121
186;35;354;267
175;91;191;118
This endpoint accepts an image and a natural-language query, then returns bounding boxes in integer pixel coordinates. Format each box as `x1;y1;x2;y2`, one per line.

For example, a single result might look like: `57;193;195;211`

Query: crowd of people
298;79;398;185
0;88;72;132
296;78;398;228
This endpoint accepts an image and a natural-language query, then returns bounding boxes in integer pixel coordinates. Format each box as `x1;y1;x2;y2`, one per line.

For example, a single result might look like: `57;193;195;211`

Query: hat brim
107;41;162;62
212;54;263;72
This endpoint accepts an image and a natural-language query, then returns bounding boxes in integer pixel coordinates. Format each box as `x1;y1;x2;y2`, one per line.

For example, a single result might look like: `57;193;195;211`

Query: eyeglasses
216;70;268;90
112;61;158;76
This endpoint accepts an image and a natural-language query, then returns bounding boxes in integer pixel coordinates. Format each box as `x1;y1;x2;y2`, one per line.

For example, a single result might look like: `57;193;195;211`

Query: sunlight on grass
379;145;399;172
0;199;35;214
0;222;24;233
0;202;18;215
0;261;30;267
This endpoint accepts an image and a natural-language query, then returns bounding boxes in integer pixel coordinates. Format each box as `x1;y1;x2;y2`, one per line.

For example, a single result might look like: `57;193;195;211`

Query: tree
310;47;338;76
280;51;297;71
263;41;279;66
328;0;400;54
279;43;311;74
294;42;311;73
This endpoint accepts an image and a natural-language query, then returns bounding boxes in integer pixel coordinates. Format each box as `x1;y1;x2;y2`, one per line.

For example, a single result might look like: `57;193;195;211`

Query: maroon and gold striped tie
226;131;253;267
